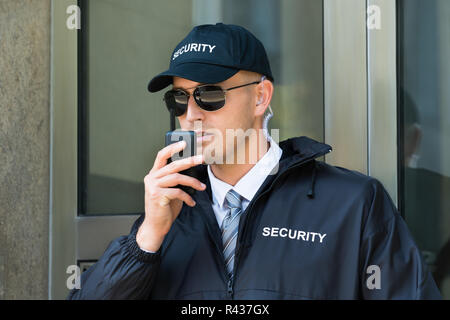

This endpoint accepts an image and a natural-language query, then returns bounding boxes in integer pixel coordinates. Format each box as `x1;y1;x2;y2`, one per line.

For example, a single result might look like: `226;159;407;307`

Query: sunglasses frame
163;76;266;116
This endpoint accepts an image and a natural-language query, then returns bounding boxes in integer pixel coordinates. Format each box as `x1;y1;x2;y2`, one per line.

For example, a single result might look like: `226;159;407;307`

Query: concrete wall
0;0;51;299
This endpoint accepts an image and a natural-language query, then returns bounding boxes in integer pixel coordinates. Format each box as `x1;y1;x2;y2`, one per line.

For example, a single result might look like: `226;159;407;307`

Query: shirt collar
207;136;283;209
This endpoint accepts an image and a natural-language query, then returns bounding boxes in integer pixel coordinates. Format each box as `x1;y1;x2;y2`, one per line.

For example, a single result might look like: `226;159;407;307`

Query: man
68;23;441;299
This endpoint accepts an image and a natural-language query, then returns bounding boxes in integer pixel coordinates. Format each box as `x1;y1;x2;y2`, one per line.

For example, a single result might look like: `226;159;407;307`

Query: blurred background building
0;0;449;299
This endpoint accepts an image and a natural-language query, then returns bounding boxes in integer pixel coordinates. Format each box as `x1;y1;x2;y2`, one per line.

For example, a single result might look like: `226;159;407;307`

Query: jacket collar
278;136;332;167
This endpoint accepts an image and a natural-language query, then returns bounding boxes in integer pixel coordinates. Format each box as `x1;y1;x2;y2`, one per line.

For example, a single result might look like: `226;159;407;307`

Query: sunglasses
163;77;265;116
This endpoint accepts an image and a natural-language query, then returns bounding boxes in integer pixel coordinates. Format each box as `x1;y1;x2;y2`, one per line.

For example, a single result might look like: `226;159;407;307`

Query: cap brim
147;62;240;92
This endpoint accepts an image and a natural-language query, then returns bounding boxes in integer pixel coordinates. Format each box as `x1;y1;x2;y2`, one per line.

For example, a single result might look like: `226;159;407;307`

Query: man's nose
185;95;205;122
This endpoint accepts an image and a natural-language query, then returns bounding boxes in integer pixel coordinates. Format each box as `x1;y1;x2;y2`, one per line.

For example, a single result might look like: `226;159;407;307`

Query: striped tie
221;189;243;279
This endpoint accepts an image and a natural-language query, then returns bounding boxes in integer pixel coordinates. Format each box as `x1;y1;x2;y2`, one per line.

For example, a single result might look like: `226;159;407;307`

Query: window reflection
398;0;450;298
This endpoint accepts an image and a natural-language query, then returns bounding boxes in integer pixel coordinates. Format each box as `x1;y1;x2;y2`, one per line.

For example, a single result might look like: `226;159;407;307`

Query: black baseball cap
148;23;274;93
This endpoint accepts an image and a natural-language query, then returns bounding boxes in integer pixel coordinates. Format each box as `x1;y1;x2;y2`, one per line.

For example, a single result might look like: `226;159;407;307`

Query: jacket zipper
219;147;331;299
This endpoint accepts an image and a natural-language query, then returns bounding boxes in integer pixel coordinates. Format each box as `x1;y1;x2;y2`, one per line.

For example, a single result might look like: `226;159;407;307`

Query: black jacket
68;136;441;299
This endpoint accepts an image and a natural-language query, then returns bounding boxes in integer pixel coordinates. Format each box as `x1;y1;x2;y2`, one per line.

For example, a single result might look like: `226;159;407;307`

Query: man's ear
255;79;274;116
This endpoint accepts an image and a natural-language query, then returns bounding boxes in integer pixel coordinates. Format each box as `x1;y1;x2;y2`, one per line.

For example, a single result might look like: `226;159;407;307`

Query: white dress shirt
207;136;283;228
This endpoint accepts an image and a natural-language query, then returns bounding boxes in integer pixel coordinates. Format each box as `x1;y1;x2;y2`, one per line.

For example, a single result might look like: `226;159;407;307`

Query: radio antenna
170;108;176;131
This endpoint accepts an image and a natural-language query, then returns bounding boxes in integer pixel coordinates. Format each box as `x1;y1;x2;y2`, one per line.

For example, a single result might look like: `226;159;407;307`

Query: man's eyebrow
172;83;207;90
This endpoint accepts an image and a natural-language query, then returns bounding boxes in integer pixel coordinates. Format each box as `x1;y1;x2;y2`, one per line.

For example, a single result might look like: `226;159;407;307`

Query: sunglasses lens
195;86;226;111
164;86;226;115
164;90;187;116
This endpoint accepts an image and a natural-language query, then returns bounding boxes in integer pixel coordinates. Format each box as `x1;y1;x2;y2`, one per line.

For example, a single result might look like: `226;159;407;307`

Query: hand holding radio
137;139;206;252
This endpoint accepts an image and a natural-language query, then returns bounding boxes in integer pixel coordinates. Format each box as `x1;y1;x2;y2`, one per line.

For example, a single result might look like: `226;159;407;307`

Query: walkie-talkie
164;109;200;196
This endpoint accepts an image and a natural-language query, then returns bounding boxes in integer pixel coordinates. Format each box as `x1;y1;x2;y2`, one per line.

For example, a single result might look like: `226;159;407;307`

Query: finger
159;187;196;207
155;154;204;178
152;140;187;171
158;173;206;191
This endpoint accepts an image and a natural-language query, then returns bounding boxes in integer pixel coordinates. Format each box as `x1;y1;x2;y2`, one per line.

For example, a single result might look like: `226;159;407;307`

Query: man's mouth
194;130;212;136
195;131;214;142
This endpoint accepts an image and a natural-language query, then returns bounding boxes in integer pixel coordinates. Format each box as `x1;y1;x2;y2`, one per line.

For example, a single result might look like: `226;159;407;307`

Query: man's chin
201;149;225;166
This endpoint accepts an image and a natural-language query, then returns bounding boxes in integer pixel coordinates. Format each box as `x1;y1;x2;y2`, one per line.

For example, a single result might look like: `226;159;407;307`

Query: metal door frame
324;0;398;204
50;0;139;299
